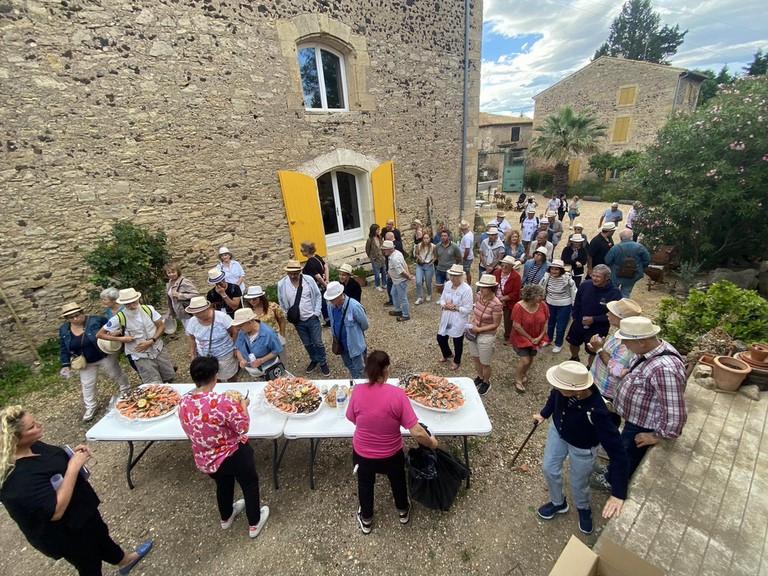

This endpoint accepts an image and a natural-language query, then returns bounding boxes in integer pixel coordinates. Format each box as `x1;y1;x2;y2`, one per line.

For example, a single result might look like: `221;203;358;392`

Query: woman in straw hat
539;260;577;354
509;284;549;393
436;264;473;370
58;302;130;422
217;246;246;291
243;285;286;341
0;406;153;574
522;247;549;286
231;308;284;378
532;361;628;536
185;296;240;382
467;274;503;396
561;234;588;287
493;256;522;342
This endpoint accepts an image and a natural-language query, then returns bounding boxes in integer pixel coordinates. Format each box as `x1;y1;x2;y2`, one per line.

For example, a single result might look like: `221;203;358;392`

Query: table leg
272;439;280;490
462;435;471;489
126;440;156;490
309;438;320;490
274;439;291;490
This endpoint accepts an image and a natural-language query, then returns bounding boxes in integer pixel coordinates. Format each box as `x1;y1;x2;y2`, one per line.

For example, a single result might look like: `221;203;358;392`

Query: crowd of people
0;194;689;570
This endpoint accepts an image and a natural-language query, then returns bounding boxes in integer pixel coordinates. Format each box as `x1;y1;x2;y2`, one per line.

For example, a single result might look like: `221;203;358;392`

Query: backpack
116;305;153;334
616;245;637;278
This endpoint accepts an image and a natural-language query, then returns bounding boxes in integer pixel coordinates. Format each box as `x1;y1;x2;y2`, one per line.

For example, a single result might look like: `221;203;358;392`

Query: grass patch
0;338;64;407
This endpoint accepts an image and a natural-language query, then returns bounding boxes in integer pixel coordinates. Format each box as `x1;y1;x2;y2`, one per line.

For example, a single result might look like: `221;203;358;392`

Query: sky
481;0;768;117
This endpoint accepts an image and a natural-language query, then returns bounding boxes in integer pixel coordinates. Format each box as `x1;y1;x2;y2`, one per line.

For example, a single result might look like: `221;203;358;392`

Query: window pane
320;49;344;109
317;172;339;234
298;47;322;109
335;171;360;232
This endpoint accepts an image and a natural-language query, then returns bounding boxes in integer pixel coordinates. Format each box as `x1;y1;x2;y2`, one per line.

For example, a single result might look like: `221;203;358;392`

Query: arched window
297;45;348;111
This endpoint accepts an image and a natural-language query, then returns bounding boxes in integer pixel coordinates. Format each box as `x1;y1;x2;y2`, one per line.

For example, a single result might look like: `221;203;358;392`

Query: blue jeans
542;421;597;510
415;263;434;299
390;281;410;317
372;263;386;288
341;349;366;379
616;279;638;298
547;303;572;347
294;316;327;365
620;421;653;478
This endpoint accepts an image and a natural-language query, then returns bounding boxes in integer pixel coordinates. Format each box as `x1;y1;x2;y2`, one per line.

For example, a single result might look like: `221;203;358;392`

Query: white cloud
481;0;768;116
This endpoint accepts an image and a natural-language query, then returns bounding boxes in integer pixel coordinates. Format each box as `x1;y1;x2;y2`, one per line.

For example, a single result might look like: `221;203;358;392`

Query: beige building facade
0;1;482;360
533;56;704;182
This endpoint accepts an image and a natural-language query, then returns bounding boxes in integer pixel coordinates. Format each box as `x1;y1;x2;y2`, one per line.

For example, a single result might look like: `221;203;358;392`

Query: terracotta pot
711;356;751;392
749;343;768;363
698;353;715;367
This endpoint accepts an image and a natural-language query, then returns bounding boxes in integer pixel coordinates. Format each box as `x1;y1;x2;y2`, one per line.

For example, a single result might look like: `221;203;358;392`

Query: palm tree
528;106;607;195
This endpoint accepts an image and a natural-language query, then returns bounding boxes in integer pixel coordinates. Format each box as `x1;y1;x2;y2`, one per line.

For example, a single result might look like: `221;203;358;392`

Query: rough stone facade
533;56;703;180
0;0;482;361
477;112;532;181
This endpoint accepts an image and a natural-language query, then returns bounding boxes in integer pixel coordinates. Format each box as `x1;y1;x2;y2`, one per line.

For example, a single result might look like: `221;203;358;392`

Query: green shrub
569;180;621;200
656;280;768;353
83;221;170;304
264;284;278;304
524;166;555;191
0;338;63;406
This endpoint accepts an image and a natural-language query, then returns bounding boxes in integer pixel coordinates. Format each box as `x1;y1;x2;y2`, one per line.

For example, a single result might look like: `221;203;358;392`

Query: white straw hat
115;288;141;304
244;285;265;299
476;274;498;288
323;281;345;300
231;308;257;326
185;296;211;314
546;361;594;391
615;316;661;340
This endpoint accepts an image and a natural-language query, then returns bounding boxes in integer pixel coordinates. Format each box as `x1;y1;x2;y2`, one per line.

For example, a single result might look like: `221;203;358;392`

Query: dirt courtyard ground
0;199;670;576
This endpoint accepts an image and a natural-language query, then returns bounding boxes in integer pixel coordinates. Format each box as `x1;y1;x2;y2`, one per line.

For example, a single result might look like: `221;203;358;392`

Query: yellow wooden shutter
568;158;581;185
618;86;636;105
612;117;630;142
278;170;327;259
371;161;396;228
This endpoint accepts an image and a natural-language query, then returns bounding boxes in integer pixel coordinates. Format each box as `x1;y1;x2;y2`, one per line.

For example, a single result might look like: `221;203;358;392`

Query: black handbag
286;277;303;324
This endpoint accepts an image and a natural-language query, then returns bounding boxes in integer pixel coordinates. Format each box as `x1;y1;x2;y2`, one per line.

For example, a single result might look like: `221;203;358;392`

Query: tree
83;221;170;304
593;0;687;64
622;75;768;268
744;48;768;76
696;65;736;107
588;150;642;179
528;106;607;195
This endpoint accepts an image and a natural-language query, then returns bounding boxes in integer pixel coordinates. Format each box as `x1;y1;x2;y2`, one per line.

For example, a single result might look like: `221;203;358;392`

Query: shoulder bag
464;299;491;342
331;299;350;355
286;276;303;324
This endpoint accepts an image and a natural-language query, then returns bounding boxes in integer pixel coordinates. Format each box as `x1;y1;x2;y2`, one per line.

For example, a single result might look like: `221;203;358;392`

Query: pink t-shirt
178;390;249;474
346;382;419;459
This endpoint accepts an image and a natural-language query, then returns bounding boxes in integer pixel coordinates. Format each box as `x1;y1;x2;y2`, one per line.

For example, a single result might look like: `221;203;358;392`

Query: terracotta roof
479;112;534;127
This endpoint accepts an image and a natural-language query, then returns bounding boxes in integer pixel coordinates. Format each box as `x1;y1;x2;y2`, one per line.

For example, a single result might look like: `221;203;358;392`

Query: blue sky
481;0;768;117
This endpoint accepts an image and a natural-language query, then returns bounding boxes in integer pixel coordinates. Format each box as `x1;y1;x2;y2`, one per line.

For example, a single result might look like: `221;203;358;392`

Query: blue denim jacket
59;315;108;366
234;322;283;360
327;296;369;358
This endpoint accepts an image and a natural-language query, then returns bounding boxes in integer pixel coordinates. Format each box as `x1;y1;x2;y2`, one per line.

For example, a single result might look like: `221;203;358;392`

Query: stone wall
0;0;482;361
533;56;701;179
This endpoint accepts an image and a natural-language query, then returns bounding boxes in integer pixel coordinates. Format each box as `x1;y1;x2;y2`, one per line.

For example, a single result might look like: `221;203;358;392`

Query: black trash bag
406;446;470;512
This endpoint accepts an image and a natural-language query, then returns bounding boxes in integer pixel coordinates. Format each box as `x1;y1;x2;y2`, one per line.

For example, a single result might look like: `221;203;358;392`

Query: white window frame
297;44;349;112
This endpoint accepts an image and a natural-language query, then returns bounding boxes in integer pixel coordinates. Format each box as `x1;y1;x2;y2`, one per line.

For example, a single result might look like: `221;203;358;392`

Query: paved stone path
597;382;768;575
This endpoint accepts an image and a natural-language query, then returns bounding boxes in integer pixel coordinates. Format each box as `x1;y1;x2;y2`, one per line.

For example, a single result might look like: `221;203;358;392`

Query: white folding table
86;382;287;489
279;377;492;489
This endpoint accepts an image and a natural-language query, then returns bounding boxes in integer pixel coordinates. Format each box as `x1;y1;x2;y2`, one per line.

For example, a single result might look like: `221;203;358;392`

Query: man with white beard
97;287;176;384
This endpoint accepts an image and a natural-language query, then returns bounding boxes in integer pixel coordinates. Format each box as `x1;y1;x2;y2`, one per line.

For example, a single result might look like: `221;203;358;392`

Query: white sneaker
83;406;98;422
376;286;384;292
414;298;423;305
426;296;432;302
552;346;562;353
221;499;245;529
249;506;270;538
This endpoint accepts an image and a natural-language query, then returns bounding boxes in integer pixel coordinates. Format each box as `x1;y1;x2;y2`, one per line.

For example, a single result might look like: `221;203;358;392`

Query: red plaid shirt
614;340;687;439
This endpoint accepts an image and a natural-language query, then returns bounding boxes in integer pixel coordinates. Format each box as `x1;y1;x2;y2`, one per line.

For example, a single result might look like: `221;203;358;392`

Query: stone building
533;56;705;182
477;112;532;192
0;1;482;360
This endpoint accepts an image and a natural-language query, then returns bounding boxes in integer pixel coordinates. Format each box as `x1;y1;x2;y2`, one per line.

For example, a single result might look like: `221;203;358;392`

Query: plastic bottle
336;386;347;419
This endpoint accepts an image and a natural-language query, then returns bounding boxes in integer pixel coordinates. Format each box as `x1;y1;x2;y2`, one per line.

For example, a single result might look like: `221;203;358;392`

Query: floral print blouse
178;390;249;474
248;300;284;333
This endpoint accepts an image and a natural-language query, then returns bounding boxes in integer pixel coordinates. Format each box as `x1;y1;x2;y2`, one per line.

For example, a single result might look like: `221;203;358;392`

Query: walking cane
510;420;539;468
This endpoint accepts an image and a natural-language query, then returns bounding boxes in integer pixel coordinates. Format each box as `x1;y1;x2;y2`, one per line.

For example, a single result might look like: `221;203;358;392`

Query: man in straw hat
591;316;687;491
458;220;474;285
97;288;176;385
59;302;131;421
490;210;511;235
478;226;505;277
527;230;553;262
324;281;369;379
598;202;623;229
206;267;242;319
533;361;628;535
337;263;362;303
382;240;414;322
277;260;329;376
546;210;564;247
587;222;616;274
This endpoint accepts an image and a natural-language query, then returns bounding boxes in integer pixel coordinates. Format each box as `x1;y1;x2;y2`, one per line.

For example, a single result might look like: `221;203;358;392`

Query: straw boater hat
573;222;584;230
534;247;549;257
460;220;471;230
496;211;505;218
476;274;498;288
447;263;464;276
338;263;353;275
546;210;557;218
526;206;536;214
231;308;257;326
500;255;518;267
185;296;211;314
606;298;642;319
615;317;661;340
323;281;345;301
601;222;617;232
284;260;303;272
413;219;423;226
546;361;594;392
207;268;226;284
163;315;178;335
487;227;499;235
219;246;231;255
570;234;586;243
381;240;395;250
549;259;566;270
97;338;122;355
116;288;141;304
60;302;84;317
244;285;265;299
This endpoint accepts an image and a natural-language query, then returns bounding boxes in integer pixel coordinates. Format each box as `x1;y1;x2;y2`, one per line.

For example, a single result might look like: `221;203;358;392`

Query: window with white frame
297;45;348;111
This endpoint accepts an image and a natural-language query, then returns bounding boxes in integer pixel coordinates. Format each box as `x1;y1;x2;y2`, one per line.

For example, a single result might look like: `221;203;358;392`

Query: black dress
303;255;329;321
0;441;123;575
343;278;362;302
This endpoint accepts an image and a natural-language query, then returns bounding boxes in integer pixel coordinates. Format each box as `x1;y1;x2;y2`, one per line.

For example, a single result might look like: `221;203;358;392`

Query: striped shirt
590;333;634;400
614;340;687;439
540;273;576;306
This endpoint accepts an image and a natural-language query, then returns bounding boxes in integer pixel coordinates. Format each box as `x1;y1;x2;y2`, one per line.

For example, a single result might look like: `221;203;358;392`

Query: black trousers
61;512;124;576
353;449;408;520
436;333;465;365
209;441;262;526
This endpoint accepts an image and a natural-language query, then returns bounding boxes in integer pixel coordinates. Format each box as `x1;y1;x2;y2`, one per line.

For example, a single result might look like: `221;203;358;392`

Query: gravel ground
0;199;669;576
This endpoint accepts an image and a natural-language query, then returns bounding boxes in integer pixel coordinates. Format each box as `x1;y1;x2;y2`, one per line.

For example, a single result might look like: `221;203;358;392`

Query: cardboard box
549;535;664;576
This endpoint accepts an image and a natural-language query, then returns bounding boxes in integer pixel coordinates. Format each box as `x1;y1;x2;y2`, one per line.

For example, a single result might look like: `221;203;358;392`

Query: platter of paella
263;376;322;417
401;373;465;413
115;384;181;422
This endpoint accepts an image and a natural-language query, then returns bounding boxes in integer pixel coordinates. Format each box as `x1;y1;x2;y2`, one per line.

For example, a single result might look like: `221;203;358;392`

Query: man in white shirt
459;220;475;285
546;195;561;215
97;287;176;384
489;211;511;235
383;240;415;321
520;207;540;249
547;210;564;246
479;227;505;275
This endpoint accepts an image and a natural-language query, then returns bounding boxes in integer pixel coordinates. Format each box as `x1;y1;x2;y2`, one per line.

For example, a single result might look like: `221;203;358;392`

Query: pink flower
729;141;745;151
706;169;717;177
763;154;768;161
